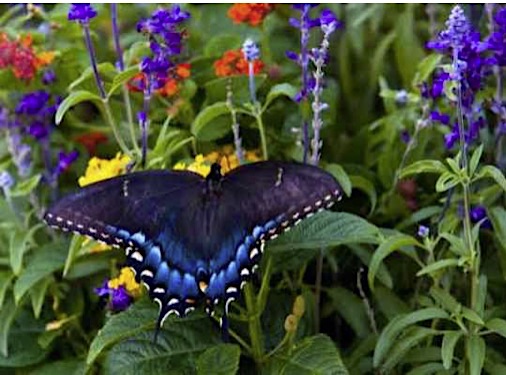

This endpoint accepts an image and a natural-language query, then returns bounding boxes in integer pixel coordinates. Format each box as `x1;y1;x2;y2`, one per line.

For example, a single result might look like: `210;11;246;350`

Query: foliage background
1;3;506;375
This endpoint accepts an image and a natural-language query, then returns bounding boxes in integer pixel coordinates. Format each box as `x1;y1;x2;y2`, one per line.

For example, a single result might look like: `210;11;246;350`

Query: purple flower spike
0;171;14;190
68;3;97;24
242;39;260;62
28;121;49;140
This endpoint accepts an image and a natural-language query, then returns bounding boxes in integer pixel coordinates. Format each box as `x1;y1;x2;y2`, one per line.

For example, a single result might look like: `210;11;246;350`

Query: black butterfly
44;161;341;336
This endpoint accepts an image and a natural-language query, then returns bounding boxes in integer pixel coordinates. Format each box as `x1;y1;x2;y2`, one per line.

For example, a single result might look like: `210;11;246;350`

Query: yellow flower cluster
173;145;261;177
108;267;142;298
78;153;131;187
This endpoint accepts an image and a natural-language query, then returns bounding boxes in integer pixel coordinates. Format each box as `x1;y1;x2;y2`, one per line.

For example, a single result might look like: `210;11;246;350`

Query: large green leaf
55;90;103;125
0;297;17;357
326;288;371;338
87;298;220;367
103;316;221;375
441;331;463;370
10;174;41;197
466;335;485;375
368;234;420;291
263;83;298;111
191;102;231;141
0;272;14;310
13;242;67;303
30;358;86;375
268;211;380;271
197;344;240;375
373;307;449;367
267;334;349;374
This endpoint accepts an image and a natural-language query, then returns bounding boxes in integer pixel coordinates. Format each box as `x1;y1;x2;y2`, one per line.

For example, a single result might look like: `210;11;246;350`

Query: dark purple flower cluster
95;281;132;312
137;5;190;89
486;7;506;67
426;5;490;150
68;3;97;24
15;90;59;140
286;5;341;103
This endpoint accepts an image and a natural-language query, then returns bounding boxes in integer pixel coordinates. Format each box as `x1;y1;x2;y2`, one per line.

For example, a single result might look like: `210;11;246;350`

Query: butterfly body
44;161;342;331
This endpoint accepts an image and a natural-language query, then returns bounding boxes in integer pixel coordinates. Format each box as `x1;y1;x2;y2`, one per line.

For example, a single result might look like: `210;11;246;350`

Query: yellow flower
108;267;142;298
78;153;131;187
174;146;261;176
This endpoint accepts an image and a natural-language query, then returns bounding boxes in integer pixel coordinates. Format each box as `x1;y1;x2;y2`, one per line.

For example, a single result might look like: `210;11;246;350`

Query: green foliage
3;3;506;375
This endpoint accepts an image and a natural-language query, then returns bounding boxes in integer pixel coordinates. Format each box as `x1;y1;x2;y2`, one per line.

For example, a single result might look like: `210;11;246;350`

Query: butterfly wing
44;170;208;319
198;161;342;312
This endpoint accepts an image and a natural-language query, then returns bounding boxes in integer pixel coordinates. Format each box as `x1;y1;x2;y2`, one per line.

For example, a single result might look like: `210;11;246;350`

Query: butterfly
44;161;342;337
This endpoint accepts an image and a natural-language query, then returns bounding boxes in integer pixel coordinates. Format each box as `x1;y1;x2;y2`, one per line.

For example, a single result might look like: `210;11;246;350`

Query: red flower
228;4;274;26
214;49;264;77
0;33;54;81
75;132;108;155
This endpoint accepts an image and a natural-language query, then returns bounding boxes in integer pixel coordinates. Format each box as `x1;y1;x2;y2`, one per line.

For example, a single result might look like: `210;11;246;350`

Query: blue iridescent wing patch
44;161;342;335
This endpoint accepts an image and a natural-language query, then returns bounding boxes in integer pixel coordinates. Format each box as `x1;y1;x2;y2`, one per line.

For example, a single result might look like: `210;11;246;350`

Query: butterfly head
206;163;222;182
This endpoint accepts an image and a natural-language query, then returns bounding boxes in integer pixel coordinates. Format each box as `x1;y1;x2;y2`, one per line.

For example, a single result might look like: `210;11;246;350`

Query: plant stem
122;85;140;155
102;100;130;156
110;4;124;71
82;23;106;99
314;249;323;333
254;106;268;160
244;283;264;365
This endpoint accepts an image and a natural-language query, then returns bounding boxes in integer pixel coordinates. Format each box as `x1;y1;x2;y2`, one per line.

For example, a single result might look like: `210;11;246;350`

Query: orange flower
228;4;274;26
127;63;191;97
214;49;264;77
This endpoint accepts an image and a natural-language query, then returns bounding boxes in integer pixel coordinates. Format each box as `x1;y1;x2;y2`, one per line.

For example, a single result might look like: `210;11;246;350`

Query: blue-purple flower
470;205;492;229
42;69;56;85
0;171;14;190
95;281;132;312
68;3;97;24
55;150;79;176
417;225;430;238
487;7;506;67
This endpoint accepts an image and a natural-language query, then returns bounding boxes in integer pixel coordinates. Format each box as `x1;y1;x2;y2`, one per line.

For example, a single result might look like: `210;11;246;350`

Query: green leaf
267;334;349;374
368;234;420;291
0;272;14;309
55;90;103;125
63;235;85;277
466;335;485;375
435;172;459;193
348;244;393;289
373;307;449;367
10;174;41;197
13;242;66;304
399;160;447;178
440;233;467;256
412;54;443;86
486;318;506;339
416;258;460;277
0;297;17;357
429;287;459;314
68;62;116;91
326;288;371;338
461;307;484;325
103;314;221;374
475;165;506;192
204;34;241;57
108;65;139;98
197;344;240;375
191;102;230;141
268;212;380;271
349;175;377;215
9;223;44;275
326;164;352;198
469;144;483;178
441;331;463;369
381;327;438;372
30;358;86;375
406;363;446;375
373;286;410;319
263;83;298;110
87;298;219;366
30;276;53;318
